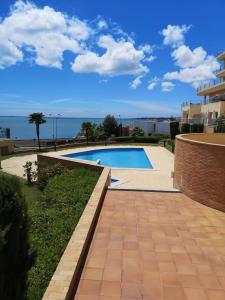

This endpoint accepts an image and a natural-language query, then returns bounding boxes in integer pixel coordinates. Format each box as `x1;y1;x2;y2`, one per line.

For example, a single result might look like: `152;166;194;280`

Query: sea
0;116;136;140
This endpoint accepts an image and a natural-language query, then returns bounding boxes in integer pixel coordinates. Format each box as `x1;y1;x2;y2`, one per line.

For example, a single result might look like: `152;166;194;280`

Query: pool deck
1;145;174;190
74;190;225;300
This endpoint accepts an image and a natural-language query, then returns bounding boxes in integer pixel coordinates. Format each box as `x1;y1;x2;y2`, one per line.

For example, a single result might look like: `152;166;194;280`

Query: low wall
38;154;104;174
0;139;14;155
174;133;225;211
38;154;111;300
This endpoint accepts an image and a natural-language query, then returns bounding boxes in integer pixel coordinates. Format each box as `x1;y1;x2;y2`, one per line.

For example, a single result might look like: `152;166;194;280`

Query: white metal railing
181;101;201;107
181;118;204;124
196;78;224;93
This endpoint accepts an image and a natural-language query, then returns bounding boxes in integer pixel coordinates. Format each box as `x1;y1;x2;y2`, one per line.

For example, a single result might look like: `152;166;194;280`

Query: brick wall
174;134;225;212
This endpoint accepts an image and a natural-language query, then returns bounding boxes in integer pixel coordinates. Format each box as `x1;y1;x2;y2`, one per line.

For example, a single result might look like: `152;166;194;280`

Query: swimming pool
64;148;153;169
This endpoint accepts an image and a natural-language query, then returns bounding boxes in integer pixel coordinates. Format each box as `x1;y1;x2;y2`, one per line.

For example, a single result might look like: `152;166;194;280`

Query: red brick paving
74;190;225;299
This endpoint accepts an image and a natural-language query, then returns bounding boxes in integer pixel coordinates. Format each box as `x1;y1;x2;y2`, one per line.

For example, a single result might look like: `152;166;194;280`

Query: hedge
26;168;99;300
181;123;190;134
113;136;160;143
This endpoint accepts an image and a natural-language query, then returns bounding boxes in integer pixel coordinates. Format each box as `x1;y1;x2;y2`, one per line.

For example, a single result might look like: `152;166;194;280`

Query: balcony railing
196;78;224;93
181;101;201;107
181;117;204;124
217;49;225;59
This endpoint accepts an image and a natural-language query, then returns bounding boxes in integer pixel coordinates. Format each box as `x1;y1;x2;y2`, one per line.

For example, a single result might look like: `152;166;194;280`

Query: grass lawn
1;168;99;300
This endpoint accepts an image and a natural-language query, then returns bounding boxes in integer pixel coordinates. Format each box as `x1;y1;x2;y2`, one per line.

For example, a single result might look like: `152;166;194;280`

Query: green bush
0;173;35;300
170;121;180;139
113;136;160;143
113;136;134;142
181;123;190;134
27;168;99;300
190;123;204;133
131;126;145;136
149;133;171;140
215;116;225;132
134;136;160;143
37;163;67;190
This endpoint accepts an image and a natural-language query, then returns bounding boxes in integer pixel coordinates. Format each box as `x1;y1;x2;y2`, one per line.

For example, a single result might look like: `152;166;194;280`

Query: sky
0;0;224;118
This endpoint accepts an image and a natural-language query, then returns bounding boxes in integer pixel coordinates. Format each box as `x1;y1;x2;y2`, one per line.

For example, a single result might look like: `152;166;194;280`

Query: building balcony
217;50;225;61
216;67;225;78
181;117;204;124
197;80;225;96
181;101;201;108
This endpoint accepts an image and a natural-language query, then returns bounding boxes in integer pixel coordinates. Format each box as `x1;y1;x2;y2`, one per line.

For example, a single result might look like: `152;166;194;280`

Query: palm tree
81;122;95;146
28;113;46;151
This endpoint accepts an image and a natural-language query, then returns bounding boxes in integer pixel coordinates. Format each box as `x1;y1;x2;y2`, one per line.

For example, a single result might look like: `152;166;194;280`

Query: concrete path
74;190;225;300
1;154;37;177
1;145;174;189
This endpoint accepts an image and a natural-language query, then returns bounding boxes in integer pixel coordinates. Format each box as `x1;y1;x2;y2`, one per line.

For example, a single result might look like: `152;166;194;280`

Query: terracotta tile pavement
74;190;225;299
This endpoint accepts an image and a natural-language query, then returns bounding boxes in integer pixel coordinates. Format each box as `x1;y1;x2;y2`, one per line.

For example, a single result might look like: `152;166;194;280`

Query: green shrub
23;161;37;185
0;173;35;300
181;123;190;134
113;136;160;143
215;116;225;132
131;126;145;137
113;136;134;142
170;121;180;139
134;136;160;143
37;163;67;190
149;133;171;140
190;123;204;133
27;168;99;300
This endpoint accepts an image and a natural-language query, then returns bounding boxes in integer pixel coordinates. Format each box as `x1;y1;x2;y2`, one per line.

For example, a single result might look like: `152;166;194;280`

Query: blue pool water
64;148;153;169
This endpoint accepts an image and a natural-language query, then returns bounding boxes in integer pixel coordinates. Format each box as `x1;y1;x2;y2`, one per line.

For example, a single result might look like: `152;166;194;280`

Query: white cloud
0;38;23;69
161;24;191;47
0;1;154;87
144;55;156;62
161;81;174;92
171;45;207;68
72;35;149;76
147;76;160;90
130;75;143;89
97;19;108;30
164;45;219;88
0;0;91;69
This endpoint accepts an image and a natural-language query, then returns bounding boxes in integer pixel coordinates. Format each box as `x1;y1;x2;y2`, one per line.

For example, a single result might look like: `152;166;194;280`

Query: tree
131;126;145;137
81;122;96;145
181;123;190;134
94;124;108;145
0;173;35;300
103;114;118;136
190;123;204;133
170;121;180;140
215;116;225;132
29;113;46;151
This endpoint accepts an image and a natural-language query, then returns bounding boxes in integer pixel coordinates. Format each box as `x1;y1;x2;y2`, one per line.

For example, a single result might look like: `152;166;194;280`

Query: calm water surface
0;116;135;140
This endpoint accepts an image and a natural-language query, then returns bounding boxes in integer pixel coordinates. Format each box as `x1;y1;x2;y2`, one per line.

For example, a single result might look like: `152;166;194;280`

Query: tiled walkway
75;190;225;300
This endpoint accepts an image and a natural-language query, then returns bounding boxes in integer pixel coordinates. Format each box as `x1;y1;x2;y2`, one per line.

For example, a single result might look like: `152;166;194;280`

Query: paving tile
78;280;101;296
207;289;225;300
83;268;103;281
74;191;225;300
198;274;222;289
121;282;142;299
163;286;187;300
100;281;121;297
183;288;209;300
